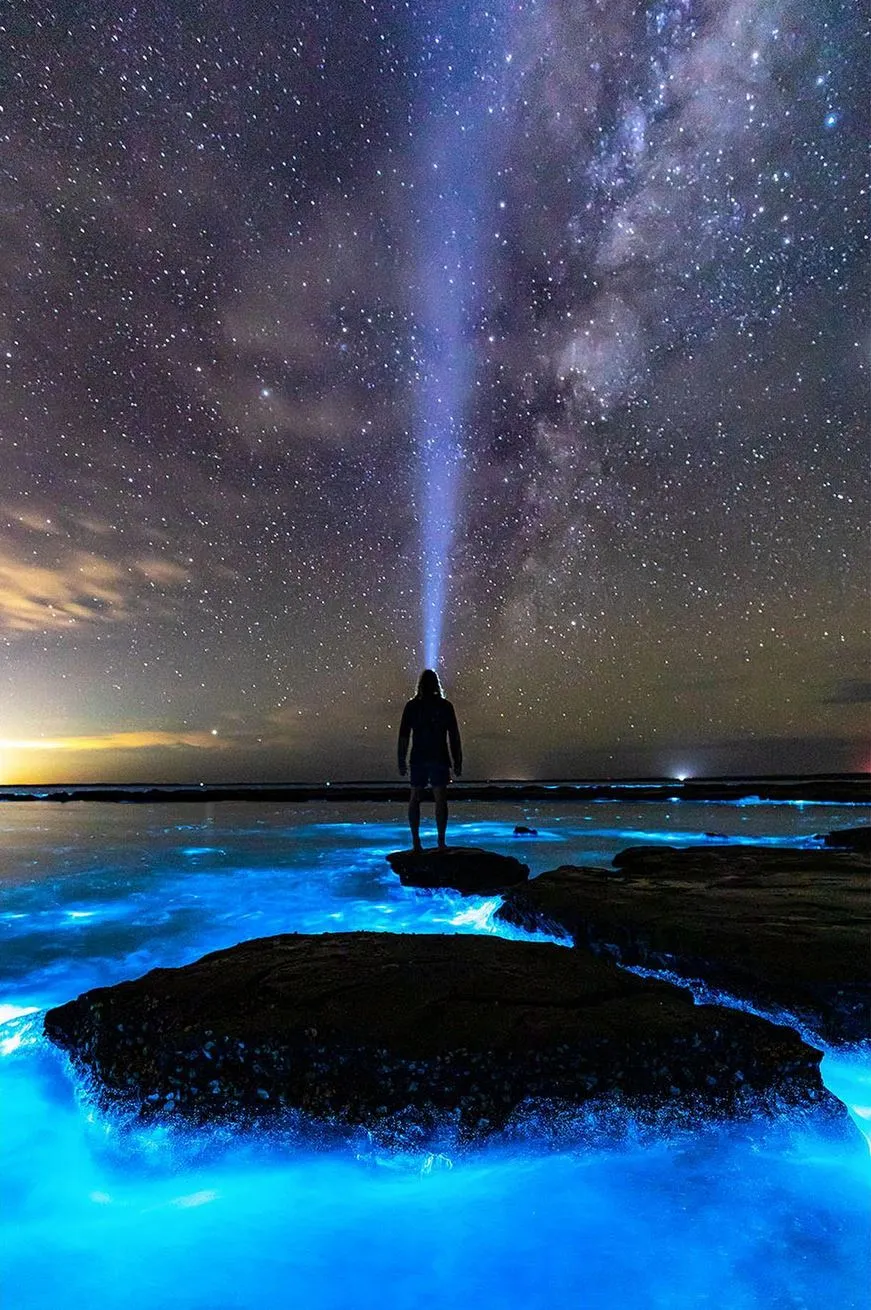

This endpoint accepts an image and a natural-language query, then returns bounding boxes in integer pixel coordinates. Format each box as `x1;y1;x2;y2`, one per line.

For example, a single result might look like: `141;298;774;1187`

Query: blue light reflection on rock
0;798;869;1309
617;962;871;1154
821;1050;871;1154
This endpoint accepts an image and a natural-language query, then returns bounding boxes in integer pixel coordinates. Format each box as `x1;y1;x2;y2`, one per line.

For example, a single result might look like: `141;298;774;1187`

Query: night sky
1;0;868;785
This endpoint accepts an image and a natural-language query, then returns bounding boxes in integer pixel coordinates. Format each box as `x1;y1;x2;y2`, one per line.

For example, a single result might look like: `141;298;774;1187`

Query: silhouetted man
397;669;463;851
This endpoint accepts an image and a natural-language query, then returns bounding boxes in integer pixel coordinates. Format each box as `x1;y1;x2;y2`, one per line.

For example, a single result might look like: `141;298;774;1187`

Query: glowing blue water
1;800;869;1309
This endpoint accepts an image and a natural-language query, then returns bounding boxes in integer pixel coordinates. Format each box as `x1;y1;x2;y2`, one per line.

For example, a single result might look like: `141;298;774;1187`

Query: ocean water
1;798;869;1309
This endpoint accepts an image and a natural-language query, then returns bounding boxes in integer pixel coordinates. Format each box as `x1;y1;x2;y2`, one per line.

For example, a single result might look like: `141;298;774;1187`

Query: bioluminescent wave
412;3;515;667
1;799;870;1310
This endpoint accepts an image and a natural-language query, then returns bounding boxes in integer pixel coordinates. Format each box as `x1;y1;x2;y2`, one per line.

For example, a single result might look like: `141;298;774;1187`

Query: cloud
0;550;128;632
2;507;65;536
0;527;189;633
211;188;412;457
133;557;189;587
2;730;226;753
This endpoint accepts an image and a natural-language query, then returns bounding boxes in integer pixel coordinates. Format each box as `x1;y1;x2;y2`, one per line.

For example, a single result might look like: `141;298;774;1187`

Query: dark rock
679;779;871;804
819;824;871;852
513;825;538;836
497;846;871;1044
386;846;529;894
43;932;832;1139
5;778;869;807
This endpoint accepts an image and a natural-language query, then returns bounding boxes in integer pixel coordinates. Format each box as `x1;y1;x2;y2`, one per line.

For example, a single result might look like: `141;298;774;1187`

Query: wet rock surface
497;846;871;1044
42;931;830;1139
386;846;529;894
820;824;871;852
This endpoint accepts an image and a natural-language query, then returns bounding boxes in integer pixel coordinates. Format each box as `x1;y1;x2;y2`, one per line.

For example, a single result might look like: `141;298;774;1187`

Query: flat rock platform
43;931;831;1140
497;843;871;1044
386;846;529;894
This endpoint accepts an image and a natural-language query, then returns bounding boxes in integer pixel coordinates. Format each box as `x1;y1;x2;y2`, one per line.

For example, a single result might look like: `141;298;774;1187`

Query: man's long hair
416;668;443;698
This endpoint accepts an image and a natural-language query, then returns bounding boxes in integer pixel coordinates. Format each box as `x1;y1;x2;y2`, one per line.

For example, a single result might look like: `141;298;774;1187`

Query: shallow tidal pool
1;798;869;1309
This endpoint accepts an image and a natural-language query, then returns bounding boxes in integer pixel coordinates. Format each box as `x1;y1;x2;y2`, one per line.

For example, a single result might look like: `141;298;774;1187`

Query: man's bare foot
436;843;448;852
412;842;424;854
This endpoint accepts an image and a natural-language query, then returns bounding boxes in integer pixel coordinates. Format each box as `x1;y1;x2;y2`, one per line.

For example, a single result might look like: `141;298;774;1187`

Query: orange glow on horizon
0;730;225;753
0;730;227;785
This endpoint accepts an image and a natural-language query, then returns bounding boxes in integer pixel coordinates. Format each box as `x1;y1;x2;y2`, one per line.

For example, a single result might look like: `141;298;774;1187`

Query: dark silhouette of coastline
1;777;868;805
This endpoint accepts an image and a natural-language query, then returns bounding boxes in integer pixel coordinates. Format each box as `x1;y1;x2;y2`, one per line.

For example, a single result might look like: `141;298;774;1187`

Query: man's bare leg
408;787;423;852
433;786;448;849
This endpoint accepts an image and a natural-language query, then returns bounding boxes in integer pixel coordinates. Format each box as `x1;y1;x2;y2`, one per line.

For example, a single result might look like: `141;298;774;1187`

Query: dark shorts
409;762;451;789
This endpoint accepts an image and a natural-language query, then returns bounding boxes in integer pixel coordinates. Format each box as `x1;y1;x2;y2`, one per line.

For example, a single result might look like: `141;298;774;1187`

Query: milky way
0;0;868;782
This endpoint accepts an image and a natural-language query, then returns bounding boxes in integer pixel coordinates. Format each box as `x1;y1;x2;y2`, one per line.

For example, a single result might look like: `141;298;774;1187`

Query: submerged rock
497;846;870;1044
43;931;830;1140
819;824;871;852
386;846;529;894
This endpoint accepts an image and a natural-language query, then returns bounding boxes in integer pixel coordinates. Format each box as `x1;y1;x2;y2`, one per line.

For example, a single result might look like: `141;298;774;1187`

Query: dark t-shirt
398;696;462;770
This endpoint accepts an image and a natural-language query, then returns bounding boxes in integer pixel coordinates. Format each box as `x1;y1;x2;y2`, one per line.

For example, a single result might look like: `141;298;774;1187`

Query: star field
0;0;868;783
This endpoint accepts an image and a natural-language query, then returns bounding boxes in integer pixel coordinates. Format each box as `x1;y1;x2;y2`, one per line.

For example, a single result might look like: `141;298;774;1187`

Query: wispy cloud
1;730;225;753
133;557;189;586
0;535;189;633
0;550;128;631
4;509;65;535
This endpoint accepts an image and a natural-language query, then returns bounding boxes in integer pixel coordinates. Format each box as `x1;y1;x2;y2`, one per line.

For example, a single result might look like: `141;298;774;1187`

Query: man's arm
397;701;412;774
447;703;462;775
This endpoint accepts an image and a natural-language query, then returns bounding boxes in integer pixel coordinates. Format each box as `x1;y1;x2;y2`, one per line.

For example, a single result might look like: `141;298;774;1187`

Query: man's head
416;668;443;698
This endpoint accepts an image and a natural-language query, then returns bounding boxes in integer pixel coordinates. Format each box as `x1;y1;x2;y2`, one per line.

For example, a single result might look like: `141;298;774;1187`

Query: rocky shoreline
6;776;871;805
386;846;529;894
497;839;871;1045
44;931;833;1142
43;830;869;1141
